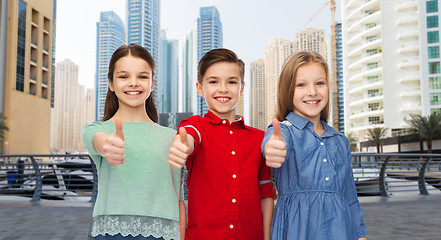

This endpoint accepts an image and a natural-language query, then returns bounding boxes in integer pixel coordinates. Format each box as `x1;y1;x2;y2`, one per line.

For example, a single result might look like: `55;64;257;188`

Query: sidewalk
0;195;440;239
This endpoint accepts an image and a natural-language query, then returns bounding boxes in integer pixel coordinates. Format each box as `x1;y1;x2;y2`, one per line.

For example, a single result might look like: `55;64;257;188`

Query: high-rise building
179;29;197;114
51;60;94;153
335;23;344;133
342;0;424;140
127;0;160;109
249;59;267;131
197;6;223;116
264;39;294;125
159;31;179;113
295;28;328;60
420;0;441;115
95;11;125;121
0;0;55;154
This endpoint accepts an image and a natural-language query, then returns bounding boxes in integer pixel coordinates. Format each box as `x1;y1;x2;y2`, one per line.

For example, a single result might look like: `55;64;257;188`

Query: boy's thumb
272;119;283;141
179;127;188;145
114;118;124;141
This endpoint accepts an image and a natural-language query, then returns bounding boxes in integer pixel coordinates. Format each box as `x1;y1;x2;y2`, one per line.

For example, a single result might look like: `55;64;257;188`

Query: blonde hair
275;51;329;122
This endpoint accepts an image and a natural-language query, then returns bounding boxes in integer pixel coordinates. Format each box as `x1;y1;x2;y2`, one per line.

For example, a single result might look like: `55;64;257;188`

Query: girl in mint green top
82;44;184;240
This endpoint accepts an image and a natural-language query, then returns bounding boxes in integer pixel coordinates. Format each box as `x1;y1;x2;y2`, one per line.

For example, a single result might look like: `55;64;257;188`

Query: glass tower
197;6;223;116
95;11;125;121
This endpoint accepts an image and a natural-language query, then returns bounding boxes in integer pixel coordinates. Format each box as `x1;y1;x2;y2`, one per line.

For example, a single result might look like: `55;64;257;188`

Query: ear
109;80;114;92
240;82;245;97
196;82;204;97
150;79;155;92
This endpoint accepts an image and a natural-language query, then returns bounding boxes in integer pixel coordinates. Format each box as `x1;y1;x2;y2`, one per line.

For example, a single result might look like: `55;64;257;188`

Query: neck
110;105;154;123
312;120;324;136
210;110;237;123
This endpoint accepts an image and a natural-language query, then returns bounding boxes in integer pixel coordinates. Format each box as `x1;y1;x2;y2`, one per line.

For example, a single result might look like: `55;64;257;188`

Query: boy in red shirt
168;48;275;240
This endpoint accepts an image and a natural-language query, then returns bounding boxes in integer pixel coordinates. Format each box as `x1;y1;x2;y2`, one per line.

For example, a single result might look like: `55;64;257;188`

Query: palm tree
346;132;358;152
367;127;387;153
405;112;441;153
0;113;8;153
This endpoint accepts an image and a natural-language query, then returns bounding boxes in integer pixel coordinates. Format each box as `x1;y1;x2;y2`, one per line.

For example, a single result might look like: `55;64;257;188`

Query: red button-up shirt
179;111;275;240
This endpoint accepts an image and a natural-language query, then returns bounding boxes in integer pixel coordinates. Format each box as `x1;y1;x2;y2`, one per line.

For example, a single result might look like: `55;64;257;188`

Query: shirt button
230;130;233;134
232;151;236;155
230;224;234;229
232;199;236;203
232;174;237;178
222;120;226;124
325;177;329;181
323;159;327;163
320;142;324;146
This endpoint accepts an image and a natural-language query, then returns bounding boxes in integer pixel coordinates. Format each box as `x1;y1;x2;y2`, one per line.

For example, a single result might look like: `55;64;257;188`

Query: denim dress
262;112;367;240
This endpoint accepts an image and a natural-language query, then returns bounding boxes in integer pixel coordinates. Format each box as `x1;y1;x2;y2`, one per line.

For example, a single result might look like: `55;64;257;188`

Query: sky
55;0;340;119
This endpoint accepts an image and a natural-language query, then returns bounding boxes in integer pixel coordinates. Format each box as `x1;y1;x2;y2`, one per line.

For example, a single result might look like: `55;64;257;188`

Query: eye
229;80;238;84
118;75;128;79
139;75;149;79
296;83;305;87
209;80;217;84
317;82;325;86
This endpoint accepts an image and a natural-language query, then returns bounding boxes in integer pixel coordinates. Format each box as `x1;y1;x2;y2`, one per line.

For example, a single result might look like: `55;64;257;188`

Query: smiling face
109;55;154;111
293;62;329;125
196;61;244;122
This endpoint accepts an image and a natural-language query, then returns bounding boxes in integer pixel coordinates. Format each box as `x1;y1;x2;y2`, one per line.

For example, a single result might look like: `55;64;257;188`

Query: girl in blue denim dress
262;51;367;240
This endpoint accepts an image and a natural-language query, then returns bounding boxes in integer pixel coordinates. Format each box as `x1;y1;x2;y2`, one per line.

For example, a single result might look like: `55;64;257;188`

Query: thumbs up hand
102;118;125;166
264;119;287;168
169;127;194;169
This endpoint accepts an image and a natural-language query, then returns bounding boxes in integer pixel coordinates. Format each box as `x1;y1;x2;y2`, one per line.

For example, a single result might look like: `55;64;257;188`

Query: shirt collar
204;111;245;126
285;112;342;137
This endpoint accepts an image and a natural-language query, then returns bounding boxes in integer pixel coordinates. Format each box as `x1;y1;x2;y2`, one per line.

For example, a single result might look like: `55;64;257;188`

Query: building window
365;23;376;30
366;36;377;42
429;62;441;74
369;116;382;124
431;108;441;114
367;49;378;56
368;102;380;111
367;62;378;70
428;31;440;43
430;77;441;89
367;75;379;83
428;46;440;59
430;92;441;105
427;0;439;13
15;0;27;92
368;89;380;97
427;16;439;28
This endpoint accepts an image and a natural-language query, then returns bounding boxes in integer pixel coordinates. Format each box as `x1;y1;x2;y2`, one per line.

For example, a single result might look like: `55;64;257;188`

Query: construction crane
303;0;338;130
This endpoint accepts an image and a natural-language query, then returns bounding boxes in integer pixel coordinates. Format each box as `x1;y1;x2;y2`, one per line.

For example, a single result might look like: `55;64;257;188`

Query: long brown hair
102;44;158;122
276;51;329;122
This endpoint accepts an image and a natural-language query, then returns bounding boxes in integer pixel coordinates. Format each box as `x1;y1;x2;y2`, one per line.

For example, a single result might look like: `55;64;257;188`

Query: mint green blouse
82;121;182;239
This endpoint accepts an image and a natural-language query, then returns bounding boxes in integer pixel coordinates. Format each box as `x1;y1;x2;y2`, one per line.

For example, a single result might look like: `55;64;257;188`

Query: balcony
348;66;383;82
398;30;418;40
348;38;381;58
348;25;381;45
349;79;383;94
397;0;417;10
348;51;382;70
347;0;379;21
399;75;419;83
399;58;420;69
350;107;384;120
400;89;420;97
349;93;383;107
398;45;419;54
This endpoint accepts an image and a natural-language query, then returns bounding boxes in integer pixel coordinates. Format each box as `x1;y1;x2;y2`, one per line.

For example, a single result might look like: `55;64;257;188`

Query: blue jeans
93;234;166;240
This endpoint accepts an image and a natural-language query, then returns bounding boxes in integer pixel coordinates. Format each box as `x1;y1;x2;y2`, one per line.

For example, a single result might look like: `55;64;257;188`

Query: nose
128;76;138;87
219;82;228;92
307;85;317;96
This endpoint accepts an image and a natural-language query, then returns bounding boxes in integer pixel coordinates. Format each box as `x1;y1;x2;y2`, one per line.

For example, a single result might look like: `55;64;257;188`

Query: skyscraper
249;59;267;131
95;11;125;121
51;59;94;153
127;0;160;109
197;6;223;116
0;0;55;154
342;0;425;140
294;28;328;59
179;29;197;113
335;23;344;133
265;39;294;126
159;31;179;113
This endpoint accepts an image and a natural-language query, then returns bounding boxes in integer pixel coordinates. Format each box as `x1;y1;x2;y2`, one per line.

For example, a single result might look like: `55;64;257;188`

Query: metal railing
352;153;441;197
0;154;97;202
1;153;441;202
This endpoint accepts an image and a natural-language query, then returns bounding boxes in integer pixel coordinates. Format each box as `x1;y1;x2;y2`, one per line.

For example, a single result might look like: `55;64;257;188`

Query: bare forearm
261;197;274;240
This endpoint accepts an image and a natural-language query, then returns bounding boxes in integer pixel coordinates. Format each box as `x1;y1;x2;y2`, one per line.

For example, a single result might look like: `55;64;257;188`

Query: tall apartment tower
95;11;125;121
0;0;54;154
127;0;160;109
179;29;197;113
159;31;179;113
342;0;425;140
264;39;294;126
249;59;267;131
335;23;344;133
51;60;92;153
197;6;223;116
295;28;328;60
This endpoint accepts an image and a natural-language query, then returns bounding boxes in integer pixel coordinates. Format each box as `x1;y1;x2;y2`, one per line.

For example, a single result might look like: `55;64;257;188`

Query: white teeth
217;97;229;102
126;91;141;95
305;100;319;104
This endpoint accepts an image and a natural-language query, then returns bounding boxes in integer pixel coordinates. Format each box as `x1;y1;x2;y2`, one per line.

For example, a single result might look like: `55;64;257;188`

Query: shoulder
82;121;110;133
154;124;177;136
179;115;203;126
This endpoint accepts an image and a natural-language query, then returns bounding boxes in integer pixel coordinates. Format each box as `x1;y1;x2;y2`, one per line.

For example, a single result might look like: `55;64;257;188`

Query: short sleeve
258;155;276;199
177;117;202;156
81;122;105;160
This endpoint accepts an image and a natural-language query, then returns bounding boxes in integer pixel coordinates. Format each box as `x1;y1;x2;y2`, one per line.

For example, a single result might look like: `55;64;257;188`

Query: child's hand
264;119;286;168
169;127;193;169
102;118;125;166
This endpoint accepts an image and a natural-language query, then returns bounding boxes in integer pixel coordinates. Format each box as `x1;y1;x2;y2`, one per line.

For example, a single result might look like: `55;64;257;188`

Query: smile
125;91;142;95
215;97;231;103
304;100;320;104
